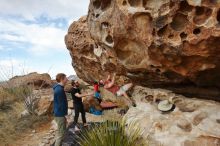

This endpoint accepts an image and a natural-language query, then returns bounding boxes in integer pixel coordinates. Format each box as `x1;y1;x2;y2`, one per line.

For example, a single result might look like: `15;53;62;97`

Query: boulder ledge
65;0;220;99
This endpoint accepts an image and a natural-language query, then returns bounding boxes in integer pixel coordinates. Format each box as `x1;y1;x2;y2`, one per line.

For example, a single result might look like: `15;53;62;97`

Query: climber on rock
100;73;135;106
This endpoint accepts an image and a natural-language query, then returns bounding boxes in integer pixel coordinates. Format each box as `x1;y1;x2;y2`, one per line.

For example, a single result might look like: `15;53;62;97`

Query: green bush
79;121;145;146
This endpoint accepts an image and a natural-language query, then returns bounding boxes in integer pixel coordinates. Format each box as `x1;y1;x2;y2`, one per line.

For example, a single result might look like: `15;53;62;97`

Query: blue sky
0;0;89;80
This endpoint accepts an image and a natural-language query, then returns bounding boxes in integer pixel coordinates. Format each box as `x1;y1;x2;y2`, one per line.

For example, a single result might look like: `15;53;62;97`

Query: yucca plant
23;92;38;115
4;85;37;115
78;120;145;146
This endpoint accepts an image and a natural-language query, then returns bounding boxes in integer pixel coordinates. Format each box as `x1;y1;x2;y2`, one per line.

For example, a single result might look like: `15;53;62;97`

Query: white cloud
0;0;90;55
0;59;21;67
0;0;88;78
0;59;24;80
0;45;3;50
0;0;89;21
0;19;66;55
0;34;26;42
33;63;76;79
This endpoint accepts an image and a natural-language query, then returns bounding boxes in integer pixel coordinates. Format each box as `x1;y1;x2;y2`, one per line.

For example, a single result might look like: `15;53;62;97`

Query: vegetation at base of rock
0;82;49;144
0;86;31;110
78;120;146;146
0;98;49;145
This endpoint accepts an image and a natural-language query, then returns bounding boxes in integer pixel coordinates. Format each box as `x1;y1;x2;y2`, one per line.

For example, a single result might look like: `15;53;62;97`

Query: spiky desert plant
79;120;145;146
23;91;38;115
3;85;37;114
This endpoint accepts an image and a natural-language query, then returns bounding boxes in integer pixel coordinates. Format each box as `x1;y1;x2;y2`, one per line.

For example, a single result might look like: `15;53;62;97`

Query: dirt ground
2;107;122;146
12;118;54;146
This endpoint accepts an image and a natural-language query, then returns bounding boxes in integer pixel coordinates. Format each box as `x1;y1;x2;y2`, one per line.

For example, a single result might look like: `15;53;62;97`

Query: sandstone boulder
177;119;192;132
193;112;208;125
184;136;220;146
65;0;220;99
35;95;53;116
124;86;220;146
83;96;102;112
8;72;52;89
176;101;199;112
100;87;117;102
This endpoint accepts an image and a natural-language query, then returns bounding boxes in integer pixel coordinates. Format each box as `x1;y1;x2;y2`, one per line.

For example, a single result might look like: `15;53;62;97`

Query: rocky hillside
65;0;220;99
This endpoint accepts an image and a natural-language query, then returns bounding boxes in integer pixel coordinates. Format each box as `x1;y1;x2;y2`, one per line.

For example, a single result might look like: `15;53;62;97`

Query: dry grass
0;63;51;144
0;87;48;145
0;101;24;143
101;109;123;121
0;86;31;109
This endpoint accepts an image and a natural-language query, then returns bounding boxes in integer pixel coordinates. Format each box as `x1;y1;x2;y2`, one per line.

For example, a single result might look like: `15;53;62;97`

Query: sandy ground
12;119;54;146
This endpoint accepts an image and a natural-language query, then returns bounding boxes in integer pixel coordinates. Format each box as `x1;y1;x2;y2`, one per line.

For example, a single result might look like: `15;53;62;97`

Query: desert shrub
0;86;36;112
79;120;145;146
0;101;49;145
4;86;32;99
0;85;50;145
0;88;9;108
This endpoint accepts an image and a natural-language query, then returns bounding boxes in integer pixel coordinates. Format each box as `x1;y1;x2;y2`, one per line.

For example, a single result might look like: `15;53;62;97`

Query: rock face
8;72;52;89
124;86;220;146
35;94;53;116
65;0;220;98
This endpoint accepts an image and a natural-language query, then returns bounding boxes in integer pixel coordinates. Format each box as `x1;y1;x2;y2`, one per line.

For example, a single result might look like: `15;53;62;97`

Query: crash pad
100;101;118;109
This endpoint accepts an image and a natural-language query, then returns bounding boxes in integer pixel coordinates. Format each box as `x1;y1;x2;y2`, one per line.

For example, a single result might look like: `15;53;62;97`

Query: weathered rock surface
100;87;118;102
7;72;52;89
65;0;220;99
124;86;220;146
83;96;103;111
35;94;53;116
18;89;54;117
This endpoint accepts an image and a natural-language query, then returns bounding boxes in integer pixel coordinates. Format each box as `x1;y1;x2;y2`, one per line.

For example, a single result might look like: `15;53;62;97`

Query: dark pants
74;103;86;125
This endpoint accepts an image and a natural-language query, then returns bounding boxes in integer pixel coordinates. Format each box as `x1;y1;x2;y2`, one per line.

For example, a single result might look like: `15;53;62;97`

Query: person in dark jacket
69;80;93;131
53;73;68;146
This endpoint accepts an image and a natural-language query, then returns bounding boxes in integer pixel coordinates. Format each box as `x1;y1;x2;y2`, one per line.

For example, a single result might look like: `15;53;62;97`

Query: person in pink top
100;73;133;100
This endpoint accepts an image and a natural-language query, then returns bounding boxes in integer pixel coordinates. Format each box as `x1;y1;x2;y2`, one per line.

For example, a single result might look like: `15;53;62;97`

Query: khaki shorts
116;84;131;96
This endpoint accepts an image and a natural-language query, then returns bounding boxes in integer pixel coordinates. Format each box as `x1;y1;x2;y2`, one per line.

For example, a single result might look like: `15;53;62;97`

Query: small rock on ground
177;119;192;132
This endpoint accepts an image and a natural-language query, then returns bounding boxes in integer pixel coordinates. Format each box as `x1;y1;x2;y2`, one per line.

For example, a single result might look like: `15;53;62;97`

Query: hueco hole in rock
0;0;220;146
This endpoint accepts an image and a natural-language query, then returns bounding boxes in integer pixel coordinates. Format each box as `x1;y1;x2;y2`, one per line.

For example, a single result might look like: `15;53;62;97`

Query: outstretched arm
104;73;116;89
106;74;111;81
75;92;93;98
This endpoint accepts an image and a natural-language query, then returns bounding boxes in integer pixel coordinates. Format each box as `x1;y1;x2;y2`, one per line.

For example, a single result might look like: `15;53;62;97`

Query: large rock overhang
65;0;220;100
